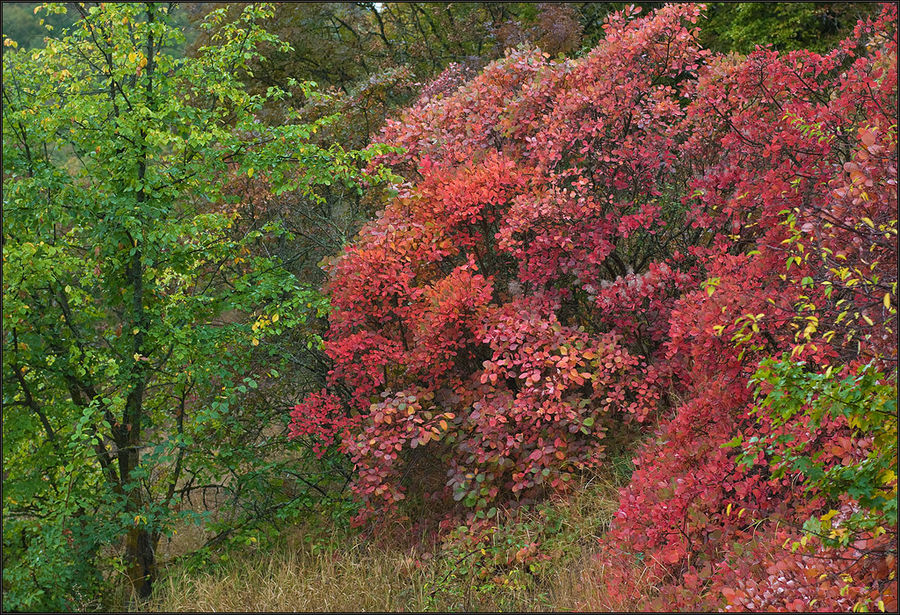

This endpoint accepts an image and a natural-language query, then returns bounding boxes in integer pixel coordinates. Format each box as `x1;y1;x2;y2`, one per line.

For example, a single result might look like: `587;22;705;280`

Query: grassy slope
144;468;652;612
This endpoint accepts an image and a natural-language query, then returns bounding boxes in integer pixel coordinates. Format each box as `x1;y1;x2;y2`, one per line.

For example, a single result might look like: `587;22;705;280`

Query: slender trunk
123;5;157;600
123;443;157;599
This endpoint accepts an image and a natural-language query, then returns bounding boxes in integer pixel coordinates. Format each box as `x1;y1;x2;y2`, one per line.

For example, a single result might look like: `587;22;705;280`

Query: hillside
3;3;896;612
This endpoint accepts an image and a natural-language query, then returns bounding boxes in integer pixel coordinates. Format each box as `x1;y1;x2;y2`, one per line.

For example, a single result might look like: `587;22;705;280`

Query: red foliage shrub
288;389;359;458
291;2;897;609
596;3;897;611
295;2;712;524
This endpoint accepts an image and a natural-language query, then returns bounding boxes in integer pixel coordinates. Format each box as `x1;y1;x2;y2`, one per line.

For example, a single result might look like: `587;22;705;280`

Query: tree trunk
120;441;156;600
124;5;158;601
124;525;157;599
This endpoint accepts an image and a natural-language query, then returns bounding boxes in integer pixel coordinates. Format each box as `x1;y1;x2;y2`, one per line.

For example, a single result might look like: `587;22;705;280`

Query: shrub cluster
292;3;897;610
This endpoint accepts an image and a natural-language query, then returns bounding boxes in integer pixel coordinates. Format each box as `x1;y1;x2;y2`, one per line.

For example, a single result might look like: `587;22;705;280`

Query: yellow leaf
272;314;279;322
247;167;254;178
726;503;732;516
885;293;891;309
251;338;259;346
439;420;448;430
861;217;874;228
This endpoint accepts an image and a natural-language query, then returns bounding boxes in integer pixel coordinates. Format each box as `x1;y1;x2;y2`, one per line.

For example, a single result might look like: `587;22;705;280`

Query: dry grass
142;470;654;612
146;535;433;611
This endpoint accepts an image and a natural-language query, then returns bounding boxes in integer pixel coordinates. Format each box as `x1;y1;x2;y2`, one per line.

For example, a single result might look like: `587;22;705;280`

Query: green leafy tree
1;2;390;609
701;2;882;54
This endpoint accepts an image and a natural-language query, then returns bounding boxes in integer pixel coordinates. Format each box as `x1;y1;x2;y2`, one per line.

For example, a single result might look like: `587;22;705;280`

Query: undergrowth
143;468;650;612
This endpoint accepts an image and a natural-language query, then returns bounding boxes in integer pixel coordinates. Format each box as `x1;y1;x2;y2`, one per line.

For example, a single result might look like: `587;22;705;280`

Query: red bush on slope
600;4;897;611
293;3;710;523
291;3;897;610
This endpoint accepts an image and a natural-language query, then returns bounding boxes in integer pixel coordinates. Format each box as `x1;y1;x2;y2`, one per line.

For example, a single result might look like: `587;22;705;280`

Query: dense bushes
292;2;896;611
598;5;897;610
294;3;709;524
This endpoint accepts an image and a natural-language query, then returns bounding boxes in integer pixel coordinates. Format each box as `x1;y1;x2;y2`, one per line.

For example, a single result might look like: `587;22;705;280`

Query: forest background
2;2;896;612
